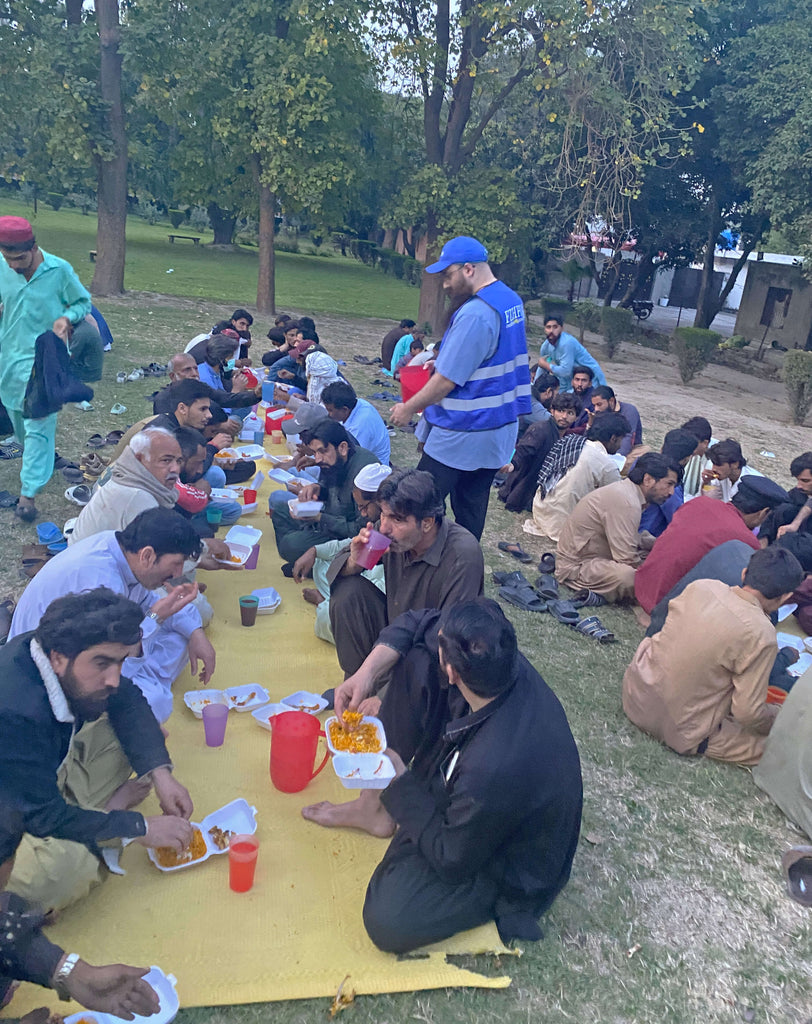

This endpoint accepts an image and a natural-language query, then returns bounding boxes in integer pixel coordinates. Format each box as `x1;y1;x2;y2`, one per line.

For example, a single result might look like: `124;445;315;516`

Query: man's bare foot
302;588;324;606
105;776;152;812
632;605;651;630
301;792;395;837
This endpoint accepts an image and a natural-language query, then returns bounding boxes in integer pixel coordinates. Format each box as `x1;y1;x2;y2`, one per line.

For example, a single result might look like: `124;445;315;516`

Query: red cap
0;216;34;246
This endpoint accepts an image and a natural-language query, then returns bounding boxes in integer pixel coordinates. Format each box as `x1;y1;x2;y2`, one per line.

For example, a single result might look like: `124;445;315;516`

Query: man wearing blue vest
390;236;531;540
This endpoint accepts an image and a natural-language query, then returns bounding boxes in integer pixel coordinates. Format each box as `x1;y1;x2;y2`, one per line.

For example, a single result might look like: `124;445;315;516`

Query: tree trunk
693;193;723;328
618;252;655;306
694;210;768;328
207;202;237;245
91;0;127;296
417;214;445;334
256;171;276;315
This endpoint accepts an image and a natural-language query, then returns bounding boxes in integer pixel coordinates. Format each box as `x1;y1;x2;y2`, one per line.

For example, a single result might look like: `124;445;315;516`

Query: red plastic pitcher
399;364;431;402
270;711;329;793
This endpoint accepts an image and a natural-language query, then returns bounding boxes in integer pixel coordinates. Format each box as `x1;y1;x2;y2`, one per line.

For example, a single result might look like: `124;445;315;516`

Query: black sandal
498;582;548;613
498;541;533;563
572;615;615;644
571;589;607;608
534;574;559;601
547;599;581;625
538;552;556;574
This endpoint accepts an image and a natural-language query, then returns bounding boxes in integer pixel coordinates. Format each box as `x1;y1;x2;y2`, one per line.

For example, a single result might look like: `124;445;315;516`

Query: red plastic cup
229;834;259;892
269;711;329;793
243;489;257;504
399;364;431;402
202;703;228;747
355;528;391;570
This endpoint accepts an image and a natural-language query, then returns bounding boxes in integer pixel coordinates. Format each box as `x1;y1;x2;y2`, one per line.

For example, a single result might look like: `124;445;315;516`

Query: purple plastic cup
244;543;260;570
202;703;228;747
355;529;391;570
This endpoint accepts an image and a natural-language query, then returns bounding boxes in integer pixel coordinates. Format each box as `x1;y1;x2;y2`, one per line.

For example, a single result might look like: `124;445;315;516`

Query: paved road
639;304;737;338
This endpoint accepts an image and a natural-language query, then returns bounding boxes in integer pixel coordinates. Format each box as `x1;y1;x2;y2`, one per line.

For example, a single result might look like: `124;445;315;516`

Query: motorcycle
631;299;654;321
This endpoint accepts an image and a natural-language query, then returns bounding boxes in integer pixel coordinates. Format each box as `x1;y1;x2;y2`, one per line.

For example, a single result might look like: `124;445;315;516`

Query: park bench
167;234;201;245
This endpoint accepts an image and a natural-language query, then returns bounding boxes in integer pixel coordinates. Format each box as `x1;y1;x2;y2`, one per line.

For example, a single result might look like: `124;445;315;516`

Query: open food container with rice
147;798;258;872
184;685;269;718
325;713;394;789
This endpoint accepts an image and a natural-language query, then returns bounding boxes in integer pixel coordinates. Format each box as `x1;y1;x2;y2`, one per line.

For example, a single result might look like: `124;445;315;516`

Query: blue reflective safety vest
423;280;532;432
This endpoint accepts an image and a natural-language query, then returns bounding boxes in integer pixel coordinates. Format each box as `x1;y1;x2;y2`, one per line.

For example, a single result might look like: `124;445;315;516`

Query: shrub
139;201;161;225
46;192;64;211
784;350;812;425
168;209;184;229
600;305;633;359
718;334;750;350
671;326;721;384
570;300;601;343
188;206;210;231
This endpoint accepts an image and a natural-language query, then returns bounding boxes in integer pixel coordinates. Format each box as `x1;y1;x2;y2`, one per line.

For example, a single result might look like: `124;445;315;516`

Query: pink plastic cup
355;529;391;570
202;703;228;747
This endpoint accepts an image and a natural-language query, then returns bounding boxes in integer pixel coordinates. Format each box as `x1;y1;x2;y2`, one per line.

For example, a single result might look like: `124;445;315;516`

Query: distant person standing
389;236;531;540
537;315;606;393
0;216;91;521
381;318;417;370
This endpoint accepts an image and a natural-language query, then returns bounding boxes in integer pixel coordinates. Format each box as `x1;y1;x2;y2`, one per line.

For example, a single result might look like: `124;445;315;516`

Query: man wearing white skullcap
291;465;393;642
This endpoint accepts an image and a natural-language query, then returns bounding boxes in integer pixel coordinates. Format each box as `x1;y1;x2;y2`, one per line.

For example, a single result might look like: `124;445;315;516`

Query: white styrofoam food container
147;798;258;872
213;447;239;463
251;702;295;731
214;542;251;566
268;468;295;484
225;524;262;548
64;967;179;1024
251;586;281;613
266;454;292;465
209;487;239;501
332;752;395;790
183;689;227;718
281;690;329;714
240;503;258;515
288;499;323;519
184;686;268;717
236;444;266;459
325;715;387;755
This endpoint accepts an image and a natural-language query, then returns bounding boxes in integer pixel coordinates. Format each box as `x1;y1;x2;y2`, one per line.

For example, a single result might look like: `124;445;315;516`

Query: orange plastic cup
229;834;258;892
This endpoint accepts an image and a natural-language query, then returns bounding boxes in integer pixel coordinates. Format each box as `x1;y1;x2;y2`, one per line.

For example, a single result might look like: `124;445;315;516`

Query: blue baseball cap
425;236;489;274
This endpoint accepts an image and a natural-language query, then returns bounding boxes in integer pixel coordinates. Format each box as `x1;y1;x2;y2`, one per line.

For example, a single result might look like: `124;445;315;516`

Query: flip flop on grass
498;541;534;563
547;599;581;625
498;581;548;613
572;615;615;644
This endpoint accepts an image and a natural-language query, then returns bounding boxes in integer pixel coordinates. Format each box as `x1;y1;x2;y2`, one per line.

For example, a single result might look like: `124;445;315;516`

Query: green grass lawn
0;209;810;1023
0;196;419;320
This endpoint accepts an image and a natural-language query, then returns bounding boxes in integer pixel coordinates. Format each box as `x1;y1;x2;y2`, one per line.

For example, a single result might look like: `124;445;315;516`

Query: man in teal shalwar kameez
0;216;91;520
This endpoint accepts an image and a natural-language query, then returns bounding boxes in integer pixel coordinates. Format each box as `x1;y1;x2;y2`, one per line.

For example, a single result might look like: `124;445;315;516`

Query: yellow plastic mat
5;455;511;1016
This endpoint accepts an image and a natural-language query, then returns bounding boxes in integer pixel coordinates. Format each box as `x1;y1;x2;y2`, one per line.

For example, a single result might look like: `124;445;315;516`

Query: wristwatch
53;952;80;1000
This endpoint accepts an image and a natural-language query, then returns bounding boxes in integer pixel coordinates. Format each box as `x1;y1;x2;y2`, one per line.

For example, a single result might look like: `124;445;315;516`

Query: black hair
163;379;212;411
175;426;207;458
587;412;631;444
266;327;286;345
662;428;699;464
321;380;358;412
399;319;417;329
550;393;580;413
628;452;677;484
533;371;560;396
572;364;594;382
438;599;518;698
1;236;35;253
207;335;237;365
299;327;320;345
35;587;144;658
308;419;356;454
681;416;712;443
298;316;316;332
743;546;803;599
775;533;812;574
116;507;203;560
709;438;746;468
206;403;228;425
377;468;445;524
275;313;292;326
232;309;253;325
545;314;564;326
409;338;425;351
790;452;812;478
283;320;301;333
591;384;615;402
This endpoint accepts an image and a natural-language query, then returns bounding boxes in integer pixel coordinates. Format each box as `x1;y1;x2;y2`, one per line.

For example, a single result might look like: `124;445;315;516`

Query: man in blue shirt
322;380;391;464
390;236;531;540
0;216;91;521
537;315;606;393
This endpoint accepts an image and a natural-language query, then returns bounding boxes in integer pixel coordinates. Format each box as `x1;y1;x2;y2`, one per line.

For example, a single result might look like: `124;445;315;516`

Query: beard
317;456;348;488
61;663;113;721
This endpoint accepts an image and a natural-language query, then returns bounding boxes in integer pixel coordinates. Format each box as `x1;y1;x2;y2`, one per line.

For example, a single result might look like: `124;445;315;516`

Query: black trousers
329;574;389;677
417;452;496;541
362;642;498;953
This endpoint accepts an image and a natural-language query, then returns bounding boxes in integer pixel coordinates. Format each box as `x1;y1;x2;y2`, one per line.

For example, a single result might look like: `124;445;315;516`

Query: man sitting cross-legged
9;508;214;723
1;588;195;913
270;419;379;566
555;453;678;603
634;475;790;614
325;468;484;677
302;599;583;952
623;546;804;765
523;411;630;543
498;393;579;514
